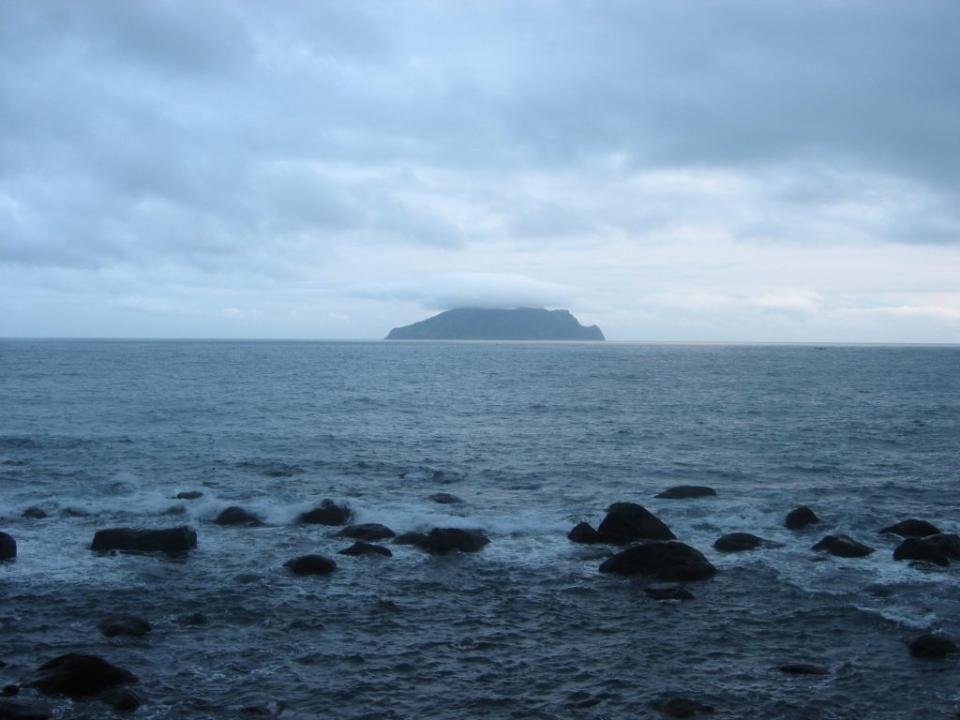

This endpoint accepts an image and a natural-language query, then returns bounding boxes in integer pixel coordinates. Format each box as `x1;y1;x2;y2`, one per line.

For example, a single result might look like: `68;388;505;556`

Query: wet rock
785;506;819;530
429;493;463;504
335;523;395;541
893;536;953;566
908;633;958;658
0;532;16;561
713;533;763;553
98;615;151;638
416;528;490;554
284;554;337;576
338;541;392;558
2;685;19;696
103;687;143;712
179;612;207;626
778;663;829;675
214;506;264;527
653;696;715;717
568;522;603;544
880;518;941;538
26;654;137;697
644;584;695;601
393;532;427;546
600;541;716;581
0;699;52;719
597;502;675;543
176;491;203;500
812;534;874;558
655;486;717;500
297;500;352;526
21;507;46;520
91;526;197;555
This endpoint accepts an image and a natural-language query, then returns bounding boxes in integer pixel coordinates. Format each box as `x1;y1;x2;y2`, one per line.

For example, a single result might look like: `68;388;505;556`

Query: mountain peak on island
385;307;605;341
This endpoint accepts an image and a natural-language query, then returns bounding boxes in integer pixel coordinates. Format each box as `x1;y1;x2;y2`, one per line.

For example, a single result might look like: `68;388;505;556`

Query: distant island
385;307;605;340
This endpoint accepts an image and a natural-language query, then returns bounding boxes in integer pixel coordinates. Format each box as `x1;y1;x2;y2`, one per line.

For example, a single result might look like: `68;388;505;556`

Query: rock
335;523;395;541
21;507;46;520
284;554;337;576
91;526;197;555
393;532;427;546
812;535;874;558
179;612;207;626
2;686;18;696
713;533;763;553
644;584;695;601
655;486;717;500
214;506;264;527
908;633;958;658
61;508;90;518
599;541;716;581
176;491;203;500
785;506;819;530
338;541;392;558
778;663;829;675
880;519;941;538
98;615;151;638
597;502;675;543
428;493;462;504
416;528;490;555
568;522;603;544
297;500;352;526
0;532;16;561
26;654;137;697
893;536;952;566
102;687;143;712
0;700;52;719
652;697;715;717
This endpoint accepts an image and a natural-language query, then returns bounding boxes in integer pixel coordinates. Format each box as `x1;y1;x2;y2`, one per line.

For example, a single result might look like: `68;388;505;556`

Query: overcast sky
1;1;958;341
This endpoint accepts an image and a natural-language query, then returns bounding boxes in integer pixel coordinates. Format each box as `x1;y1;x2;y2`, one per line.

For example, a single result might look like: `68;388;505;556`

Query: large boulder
908;633;958;658
785;506;819;530
812;535;874;558
568;522;603;544
284;554;337;576
416;528;490;555
297;500;352;526
0;532;16;561
25;654;137;698
335;523;395;541
880;519;941;538
91;526;197;555
655;486;716;500
338;541;392;558
98;615;151;638
893;536;956;567
599;541;716;581
597;503;675;543
214;507;264;527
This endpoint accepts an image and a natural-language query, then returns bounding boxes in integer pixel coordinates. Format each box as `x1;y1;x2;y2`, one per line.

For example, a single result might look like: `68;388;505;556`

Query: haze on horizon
1;1;958;343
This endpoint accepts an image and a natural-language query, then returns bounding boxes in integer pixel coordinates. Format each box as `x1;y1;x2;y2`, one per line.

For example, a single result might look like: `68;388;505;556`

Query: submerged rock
175;491;203;500
179;612;207;626
777;663;829;675
26;654;137;697
568;522;603;544
417;528;490;555
812;534;874;558
0;532;16;561
297;500;352;526
335;523;396;541
102;687;143;712
644;584;695;601
655;486;716;500
785;506;819;530
284;554;337;576
880;518;941;538
0;699;52;719
713;533;763;553
393;532;427;546
338;541;392;557
599;541;716;581
893;536;956;567
22;507;47;520
91;526;197;555
908;633;958;658
428;493;463;504
652;696;715;717
98;615;151;638
215;506;264;527
597;502;675;543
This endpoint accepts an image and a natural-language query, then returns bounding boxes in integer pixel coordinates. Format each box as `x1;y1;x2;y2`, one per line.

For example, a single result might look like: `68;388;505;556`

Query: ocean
1;340;958;719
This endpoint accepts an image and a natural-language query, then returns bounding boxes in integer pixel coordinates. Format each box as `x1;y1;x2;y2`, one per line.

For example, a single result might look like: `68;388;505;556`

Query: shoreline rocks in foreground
91;526;197;555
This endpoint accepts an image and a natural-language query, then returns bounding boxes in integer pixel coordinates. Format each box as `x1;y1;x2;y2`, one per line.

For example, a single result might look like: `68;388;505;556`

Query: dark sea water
1;340;959;719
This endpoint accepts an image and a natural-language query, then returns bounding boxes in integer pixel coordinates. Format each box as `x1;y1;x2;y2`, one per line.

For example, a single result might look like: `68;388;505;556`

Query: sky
1;0;958;342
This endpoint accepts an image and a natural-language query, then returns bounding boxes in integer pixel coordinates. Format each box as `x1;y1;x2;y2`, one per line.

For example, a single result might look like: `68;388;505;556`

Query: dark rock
880;518;941;538
925;533;960;559
2;685;18;696
713;533;763;553
655;486;717;500
393;532;427;546
335;523;395;541
0;700;51;719
597;502;675;543
568;522;603;544
417;528;490;555
0;532;16;561
812;534;874;558
785;506;819;530
297;500;352;526
893;536;952;566
21;507;46;520
25;654;137;697
652;697;715;718
908;633;958;658
428;493;462;504
91;526;197;555
214;506;264;527
644;584;695;601
98;615;151;638
600;541;716;581
386;307;605;341
284;554;337;576
338;541;392;558
778;663;829;675
102;687;143;712
176;491;203;500
179;612;207;626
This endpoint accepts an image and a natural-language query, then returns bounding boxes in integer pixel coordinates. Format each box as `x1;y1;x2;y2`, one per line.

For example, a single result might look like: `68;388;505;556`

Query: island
385;307;605;341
